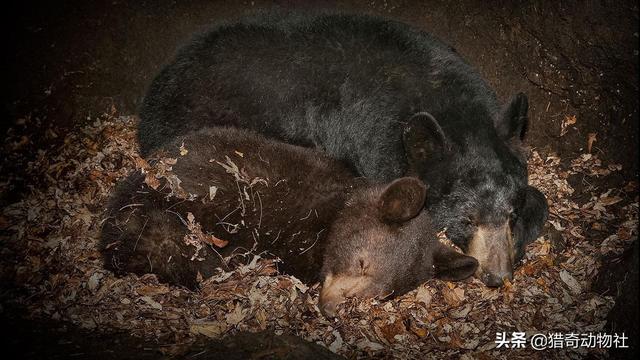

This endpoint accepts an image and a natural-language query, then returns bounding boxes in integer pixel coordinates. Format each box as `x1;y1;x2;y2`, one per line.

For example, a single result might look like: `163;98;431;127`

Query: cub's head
319;177;478;317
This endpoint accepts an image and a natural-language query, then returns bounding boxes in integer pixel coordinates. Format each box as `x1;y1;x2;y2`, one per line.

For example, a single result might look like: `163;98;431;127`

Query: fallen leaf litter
0;113;637;359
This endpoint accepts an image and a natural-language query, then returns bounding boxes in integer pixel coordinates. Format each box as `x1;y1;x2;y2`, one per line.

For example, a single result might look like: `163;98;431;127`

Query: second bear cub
101;127;477;315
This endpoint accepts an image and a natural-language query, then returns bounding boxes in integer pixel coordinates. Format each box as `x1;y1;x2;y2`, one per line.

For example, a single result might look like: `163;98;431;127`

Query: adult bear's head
403;93;548;287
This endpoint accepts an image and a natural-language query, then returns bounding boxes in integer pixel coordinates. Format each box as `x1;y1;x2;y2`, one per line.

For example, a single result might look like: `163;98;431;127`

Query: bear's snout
467;222;515;287
319;273;376;318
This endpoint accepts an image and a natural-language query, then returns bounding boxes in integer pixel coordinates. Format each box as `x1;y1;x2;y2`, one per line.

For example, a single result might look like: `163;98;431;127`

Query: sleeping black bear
137;11;548;286
101;127;478;316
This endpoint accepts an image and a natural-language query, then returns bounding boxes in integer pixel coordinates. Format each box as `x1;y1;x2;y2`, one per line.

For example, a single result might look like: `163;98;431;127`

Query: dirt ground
1;0;638;359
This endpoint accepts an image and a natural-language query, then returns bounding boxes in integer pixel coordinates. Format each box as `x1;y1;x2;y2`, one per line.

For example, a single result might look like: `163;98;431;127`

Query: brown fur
318;179;478;316
101;127;357;288
101;127;478;314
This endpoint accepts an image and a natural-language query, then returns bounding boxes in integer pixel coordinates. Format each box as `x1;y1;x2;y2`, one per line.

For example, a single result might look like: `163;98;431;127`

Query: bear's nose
320;301;338;318
481;272;513;287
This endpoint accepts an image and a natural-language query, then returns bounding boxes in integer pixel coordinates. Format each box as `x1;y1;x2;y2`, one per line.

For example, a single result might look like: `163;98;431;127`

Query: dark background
1;0;638;358
3;0;638;177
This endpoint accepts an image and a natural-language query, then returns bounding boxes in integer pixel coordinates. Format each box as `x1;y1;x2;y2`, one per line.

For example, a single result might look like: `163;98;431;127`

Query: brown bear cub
101;127;478;315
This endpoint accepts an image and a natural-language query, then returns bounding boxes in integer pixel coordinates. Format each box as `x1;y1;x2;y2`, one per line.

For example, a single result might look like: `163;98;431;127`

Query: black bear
137;11;548;286
101;127;478;315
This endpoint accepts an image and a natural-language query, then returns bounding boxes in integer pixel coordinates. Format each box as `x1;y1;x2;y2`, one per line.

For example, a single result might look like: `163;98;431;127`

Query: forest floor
1;1;638;358
0;113;636;358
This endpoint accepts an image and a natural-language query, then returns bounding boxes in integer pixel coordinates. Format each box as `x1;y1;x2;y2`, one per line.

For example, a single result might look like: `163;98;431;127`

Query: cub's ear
378;177;427;223
496;92;529;142
433;242;479;281
403;112;449;175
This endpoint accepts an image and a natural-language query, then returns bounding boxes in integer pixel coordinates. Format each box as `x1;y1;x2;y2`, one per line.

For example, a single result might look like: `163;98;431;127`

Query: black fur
137;11;547;283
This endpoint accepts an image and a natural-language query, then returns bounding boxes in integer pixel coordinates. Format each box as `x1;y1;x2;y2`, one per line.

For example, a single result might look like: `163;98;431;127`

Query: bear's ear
403;112;449;175
433;242;479;281
378;177;427;223
496;93;529;142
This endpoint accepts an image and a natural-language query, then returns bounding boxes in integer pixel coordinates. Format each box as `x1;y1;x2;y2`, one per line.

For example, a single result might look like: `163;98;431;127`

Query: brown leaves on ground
0;113;636;359
442;282;466;308
560;114;577;136
184;212;229;249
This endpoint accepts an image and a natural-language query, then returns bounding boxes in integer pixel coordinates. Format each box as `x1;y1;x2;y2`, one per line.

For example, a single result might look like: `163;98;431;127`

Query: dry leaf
560;114;577;136
329;330;344;352
136;284;171;296
410;324;428;338
140;296;163;310
598;196;623;207
587;132;597;153
87;272;103;292
415;286;432;307
356;339;384;351
559;270;582;294
205;234;229;248
184;212;229;258
179;142;188;156
378;318;406;343
133;156;151;170
225;303;246;325
442;285;465;307
190;321;227;338
144;172;160;190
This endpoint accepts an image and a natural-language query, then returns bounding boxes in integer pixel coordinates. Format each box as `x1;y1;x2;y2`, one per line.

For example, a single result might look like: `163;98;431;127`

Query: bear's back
102;126;359;287
138;11;500;176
